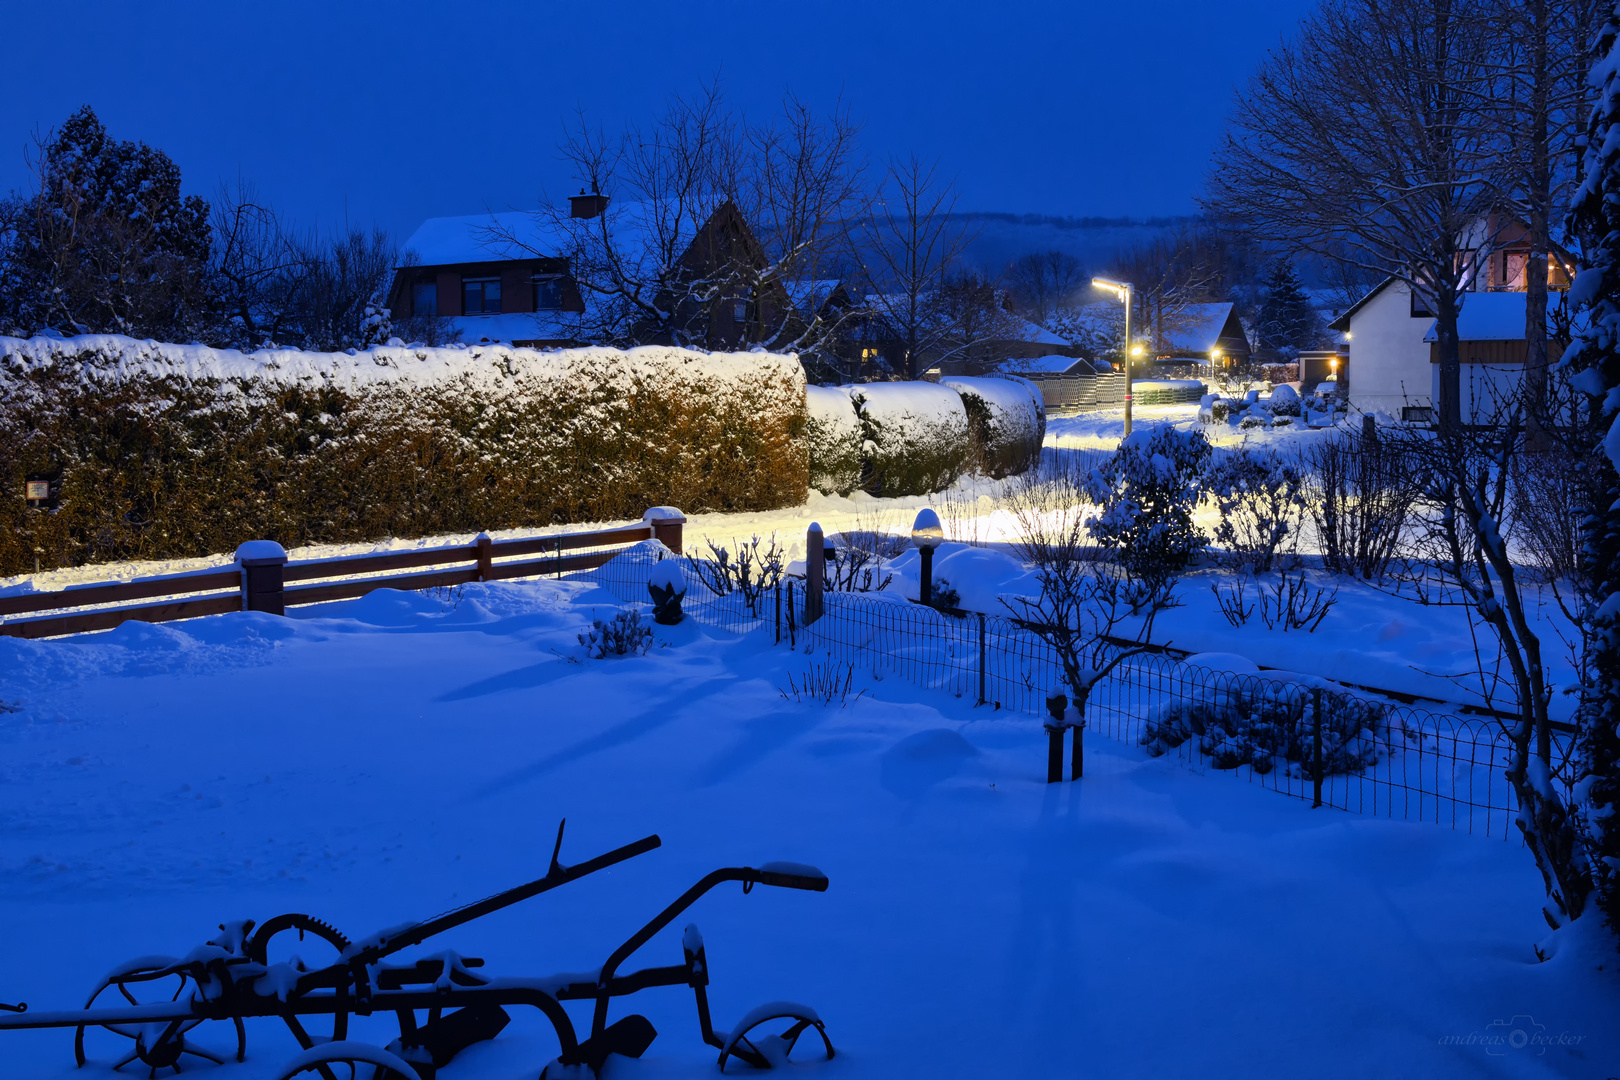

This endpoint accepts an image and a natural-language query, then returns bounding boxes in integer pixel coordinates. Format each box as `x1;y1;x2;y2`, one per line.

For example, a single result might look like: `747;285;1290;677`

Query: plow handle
346;829;662;967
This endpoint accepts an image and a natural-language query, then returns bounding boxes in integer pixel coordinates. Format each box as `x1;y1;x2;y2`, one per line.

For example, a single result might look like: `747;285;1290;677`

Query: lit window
733;300;747;323
462;277;501;315
411;282;437;316
533;277;564;310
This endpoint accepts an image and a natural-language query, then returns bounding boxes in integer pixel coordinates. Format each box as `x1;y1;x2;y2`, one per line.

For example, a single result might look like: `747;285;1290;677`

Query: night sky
0;0;1318;242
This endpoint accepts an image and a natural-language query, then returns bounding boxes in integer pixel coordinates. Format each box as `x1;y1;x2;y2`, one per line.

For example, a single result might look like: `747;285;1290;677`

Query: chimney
570;189;610;219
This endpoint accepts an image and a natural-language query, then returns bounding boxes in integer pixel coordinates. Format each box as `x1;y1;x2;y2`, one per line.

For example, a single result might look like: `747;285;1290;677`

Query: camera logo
1484;1016;1545;1056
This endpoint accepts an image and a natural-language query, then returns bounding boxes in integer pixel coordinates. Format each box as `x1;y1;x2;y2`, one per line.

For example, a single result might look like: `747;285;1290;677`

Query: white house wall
1347;280;1433;418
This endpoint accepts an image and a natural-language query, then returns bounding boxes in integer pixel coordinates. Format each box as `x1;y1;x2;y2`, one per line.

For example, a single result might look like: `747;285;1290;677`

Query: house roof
1163;302;1242;353
403;212;574;265
995;354;1087;374
1326;276;1400;332
1420;292;1562;342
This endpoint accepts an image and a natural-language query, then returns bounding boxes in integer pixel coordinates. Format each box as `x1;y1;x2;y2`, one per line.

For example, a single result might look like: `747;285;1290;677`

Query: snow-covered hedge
852;382;970;497
939;375;1046;479
805;384;863;496
0;336;807;574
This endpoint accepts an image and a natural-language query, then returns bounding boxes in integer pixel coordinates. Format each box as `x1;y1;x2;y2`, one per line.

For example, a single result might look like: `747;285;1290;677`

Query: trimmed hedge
939;375;1046;479
852;382;970;497
805;384;863;496
0;337;807;575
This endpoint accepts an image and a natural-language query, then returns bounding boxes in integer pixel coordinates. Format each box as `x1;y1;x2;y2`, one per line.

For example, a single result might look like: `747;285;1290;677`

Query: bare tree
859;154;974;378
209;180;309;347
1206;0;1508;428
1101;224;1236;359
1005;250;1088;324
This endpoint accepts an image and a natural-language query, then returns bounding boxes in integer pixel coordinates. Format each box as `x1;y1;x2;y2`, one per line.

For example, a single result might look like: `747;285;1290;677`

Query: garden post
475;532;493;582
775;582;782;645
643;507;686;555
976;612;987;706
787;581;797;648
1311;688;1324;808
804;523;825;625
236;541;288;616
1045;693;1068;784
1071;707;1084;781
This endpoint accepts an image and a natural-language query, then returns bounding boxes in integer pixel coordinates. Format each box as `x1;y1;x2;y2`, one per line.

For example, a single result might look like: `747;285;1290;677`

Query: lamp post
1093;277;1137;437
911;508;944;605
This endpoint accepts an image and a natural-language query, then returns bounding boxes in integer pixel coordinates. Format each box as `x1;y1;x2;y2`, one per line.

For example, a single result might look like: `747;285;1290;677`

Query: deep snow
0;570;1615;1078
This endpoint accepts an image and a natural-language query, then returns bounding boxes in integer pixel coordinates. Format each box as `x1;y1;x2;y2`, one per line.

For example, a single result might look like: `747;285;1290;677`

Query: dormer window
533;276;564;311
462;276;501;315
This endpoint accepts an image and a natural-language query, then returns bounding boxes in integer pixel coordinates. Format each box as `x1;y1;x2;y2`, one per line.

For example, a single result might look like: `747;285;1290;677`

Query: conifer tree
1254;259;1323;357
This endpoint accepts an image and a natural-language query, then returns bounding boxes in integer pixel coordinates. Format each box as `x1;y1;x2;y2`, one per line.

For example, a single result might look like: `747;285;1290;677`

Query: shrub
939;375;1045;478
1260;362;1299;385
1085;426;1211;590
805;384;862;496
1267;383;1302;417
1304;431;1415;582
1140;676;1388;777
1207;449;1305;572
0;337;808;575
686;535;785;618
853;382;969;496
579;609;654;658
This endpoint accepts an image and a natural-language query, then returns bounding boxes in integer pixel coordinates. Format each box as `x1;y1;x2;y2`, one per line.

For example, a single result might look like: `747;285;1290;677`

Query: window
1402;405;1435;424
462;277;501;315
532;276;564;310
411;281;437;316
732;299;747;323
1409;289;1434;318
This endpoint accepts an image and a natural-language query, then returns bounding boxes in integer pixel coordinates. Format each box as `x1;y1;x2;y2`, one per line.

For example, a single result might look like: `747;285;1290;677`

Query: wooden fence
0;509;685;641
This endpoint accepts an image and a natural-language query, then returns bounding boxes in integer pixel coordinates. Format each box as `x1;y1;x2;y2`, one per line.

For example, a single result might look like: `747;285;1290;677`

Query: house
1155;302;1252;368
386;195;602;347
1328;217;1576;420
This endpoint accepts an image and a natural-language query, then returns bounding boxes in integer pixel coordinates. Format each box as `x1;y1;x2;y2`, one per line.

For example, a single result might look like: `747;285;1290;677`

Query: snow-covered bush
1267;383;1302;417
0;337;807;574
1085;426;1211;591
1198;394;1230;425
686;535;784;618
578;609;654;658
805;384;862;496
647;558;688;625
940;375;1045;479
1206;449;1305;573
1140;676;1389;777
1238;407;1272;429
853;382;969;496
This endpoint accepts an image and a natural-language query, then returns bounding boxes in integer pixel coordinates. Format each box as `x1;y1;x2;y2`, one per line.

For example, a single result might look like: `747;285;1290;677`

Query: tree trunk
1434;286;1464;429
1525;0;1553;447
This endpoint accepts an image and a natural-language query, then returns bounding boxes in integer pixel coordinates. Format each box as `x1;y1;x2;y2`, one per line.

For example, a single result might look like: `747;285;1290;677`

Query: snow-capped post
911;508;944;606
643;507;686;555
475;532;493;582
236;541;288;616
805;522;825;624
647;559;687;625
1044;693;1068;783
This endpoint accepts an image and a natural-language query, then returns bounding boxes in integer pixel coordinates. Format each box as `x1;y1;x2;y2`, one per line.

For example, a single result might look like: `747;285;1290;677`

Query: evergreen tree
0;106;212;339
1564;2;1620;943
1254;259;1324;356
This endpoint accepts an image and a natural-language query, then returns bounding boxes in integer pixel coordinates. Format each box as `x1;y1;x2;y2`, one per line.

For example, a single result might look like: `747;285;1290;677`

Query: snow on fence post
804;522;825;625
475;532;493;581
643;507;687;555
236;541;288;616
1311;688;1324;808
1044;693;1069;783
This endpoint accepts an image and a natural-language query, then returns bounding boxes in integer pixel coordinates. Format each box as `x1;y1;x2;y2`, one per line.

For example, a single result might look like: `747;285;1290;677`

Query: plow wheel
247;914;357;1047
74;957;245;1073
718;1004;834;1072
276;1040;422;1080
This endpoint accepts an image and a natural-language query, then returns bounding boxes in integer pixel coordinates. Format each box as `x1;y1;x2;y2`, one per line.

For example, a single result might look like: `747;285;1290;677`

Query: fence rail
0;512;685;640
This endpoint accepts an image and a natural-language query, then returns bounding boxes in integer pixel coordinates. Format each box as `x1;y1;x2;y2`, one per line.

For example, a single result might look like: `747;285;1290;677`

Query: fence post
1312;687;1324;808
1044;693;1068;783
643;507;686;555
804;522;825;625
1071;704;1084;780
236;541;288;616
976;612;987;706
787;581;797;649
775;582;782;645
475;532;493;582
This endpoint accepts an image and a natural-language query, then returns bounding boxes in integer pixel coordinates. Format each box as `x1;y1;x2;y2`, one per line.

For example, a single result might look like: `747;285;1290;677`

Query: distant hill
952;212;1196;274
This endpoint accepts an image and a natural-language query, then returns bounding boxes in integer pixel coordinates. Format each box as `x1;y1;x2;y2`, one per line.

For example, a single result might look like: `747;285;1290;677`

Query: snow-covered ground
0;573;1615;1079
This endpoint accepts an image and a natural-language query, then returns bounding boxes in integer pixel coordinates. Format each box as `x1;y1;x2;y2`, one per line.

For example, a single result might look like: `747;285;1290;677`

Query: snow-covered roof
1007;314;1070;347
1162;302;1237;353
403;212;575;265
786;279;844;314
445;311;586;344
996;354;1085;375
1420;292;1558;341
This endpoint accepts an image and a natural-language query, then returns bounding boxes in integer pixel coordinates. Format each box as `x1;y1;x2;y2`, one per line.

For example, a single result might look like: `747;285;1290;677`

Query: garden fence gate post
804;523;824;625
1311;688;1324;808
976;612;987;706
236;541;288;616
643;507;687;555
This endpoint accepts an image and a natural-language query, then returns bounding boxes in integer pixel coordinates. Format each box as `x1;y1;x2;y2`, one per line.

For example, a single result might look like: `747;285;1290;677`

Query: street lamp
911;508;944;605
1093;277;1136;437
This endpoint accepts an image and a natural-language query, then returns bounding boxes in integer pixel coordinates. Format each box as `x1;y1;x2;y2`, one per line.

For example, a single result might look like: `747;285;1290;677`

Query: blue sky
0;0;1316;243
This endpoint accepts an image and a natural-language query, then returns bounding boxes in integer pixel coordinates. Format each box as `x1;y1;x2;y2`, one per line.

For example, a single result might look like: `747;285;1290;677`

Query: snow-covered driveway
0;578;1613;1078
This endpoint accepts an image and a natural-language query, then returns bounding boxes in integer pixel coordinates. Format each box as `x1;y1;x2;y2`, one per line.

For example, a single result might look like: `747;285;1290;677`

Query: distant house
387;194;602;347
1155;302;1252;367
1328;216;1575;420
